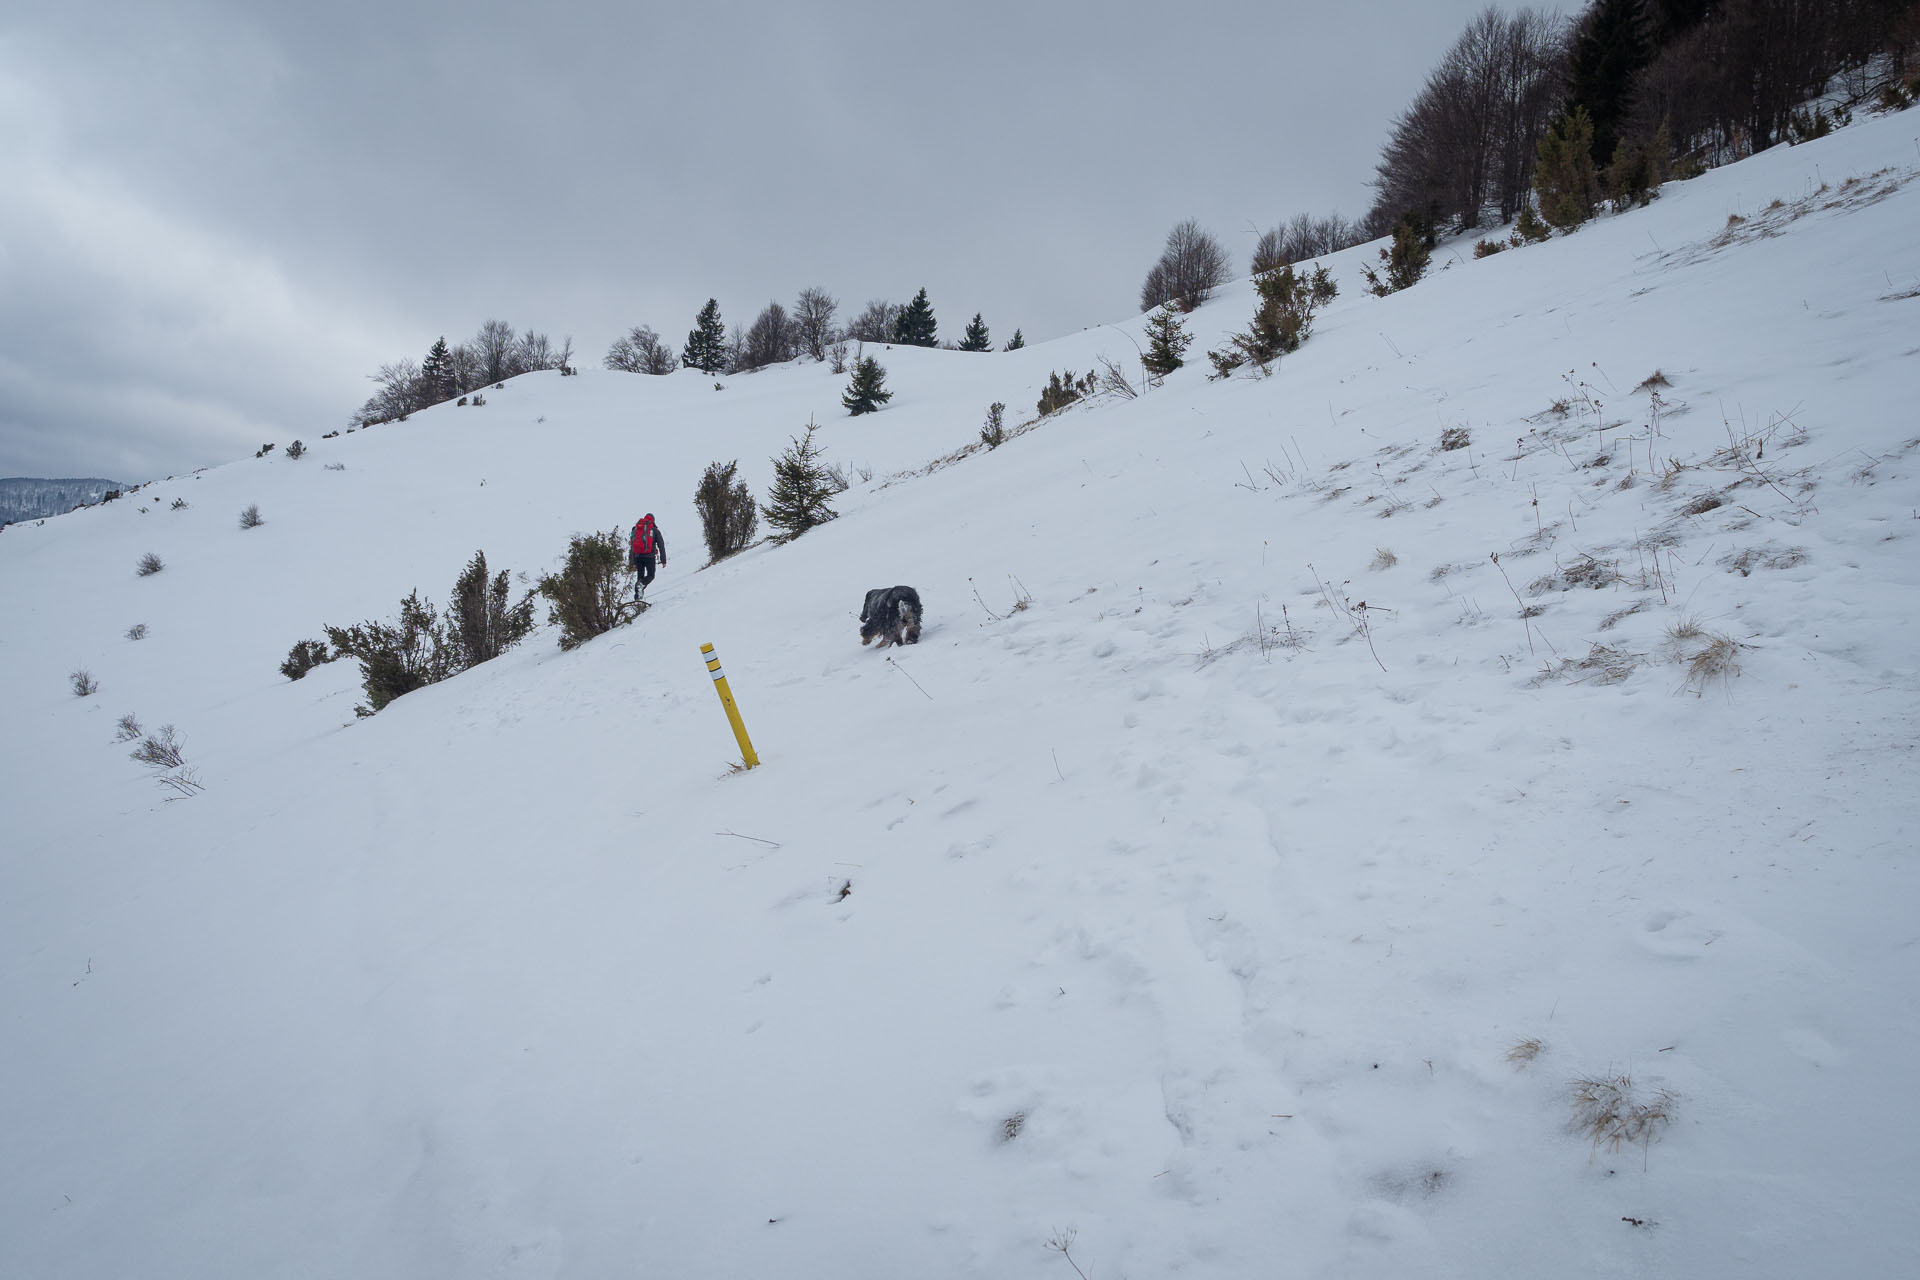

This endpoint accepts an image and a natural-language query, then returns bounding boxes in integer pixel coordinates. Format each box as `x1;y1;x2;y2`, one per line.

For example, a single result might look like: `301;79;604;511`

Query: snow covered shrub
239;504;264;530
285;439;306;460
694;460;760;563
1206;349;1246;380
536;530;631;651
1370;547;1398;571
1439;426;1471;450
279;638;334;681
136;552;165;576
125;623;148;640
1219;263;1336;373
761;424;838;542
1363;218;1431;295
980;402;1007;449
448;549;536;667
325;590;457;715
169;497;188;510
1604;124;1669;208
471;393;486;406
113;713;143;743
70;669;99;697
1473;238;1506;258
254;443;277;458
828;340;850;374
1509;205;1552;245
1036;369;1094;416
129;724;187;769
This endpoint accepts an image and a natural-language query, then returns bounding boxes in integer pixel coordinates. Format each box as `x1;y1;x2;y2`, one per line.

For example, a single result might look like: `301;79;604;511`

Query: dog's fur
860;585;923;648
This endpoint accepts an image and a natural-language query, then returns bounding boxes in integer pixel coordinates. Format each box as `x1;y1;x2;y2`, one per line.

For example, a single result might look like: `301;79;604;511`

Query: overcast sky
0;0;1512;481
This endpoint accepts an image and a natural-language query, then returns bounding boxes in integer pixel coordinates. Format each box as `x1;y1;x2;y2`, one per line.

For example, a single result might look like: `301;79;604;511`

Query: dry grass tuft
1679;491;1724;517
1370;547;1399;571
1599;600;1647;630
1535;643;1642;686
1633;370;1672;393
1507;1037;1544;1067
1570;1074;1675;1155
1664;614;1705;644
1685;632;1746;691
1002;1111;1027;1142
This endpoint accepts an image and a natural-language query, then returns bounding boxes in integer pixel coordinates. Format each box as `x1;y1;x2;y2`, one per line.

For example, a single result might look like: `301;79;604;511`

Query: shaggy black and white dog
859;585;923;648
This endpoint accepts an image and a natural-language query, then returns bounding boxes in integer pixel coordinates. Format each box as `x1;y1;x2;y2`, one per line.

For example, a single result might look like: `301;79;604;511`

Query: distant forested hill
0;478;125;524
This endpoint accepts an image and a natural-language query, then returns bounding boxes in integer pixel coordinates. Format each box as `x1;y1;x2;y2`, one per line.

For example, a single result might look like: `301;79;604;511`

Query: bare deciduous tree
792;287;839;361
1139;219;1230;312
472;319;519;384
1369;6;1566;232
843;299;898;343
604;325;678;374
1251;213;1364;274
738;302;797;372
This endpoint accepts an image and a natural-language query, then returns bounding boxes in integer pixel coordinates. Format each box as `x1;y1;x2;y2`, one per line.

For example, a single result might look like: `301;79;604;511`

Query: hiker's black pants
631;553;657;589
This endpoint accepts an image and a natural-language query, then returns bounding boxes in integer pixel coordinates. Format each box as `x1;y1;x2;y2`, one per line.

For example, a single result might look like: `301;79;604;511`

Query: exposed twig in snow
886;656;932;700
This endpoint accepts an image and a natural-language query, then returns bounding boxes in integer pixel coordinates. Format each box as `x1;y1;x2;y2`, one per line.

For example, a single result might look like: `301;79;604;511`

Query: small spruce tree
1141;302;1192;379
1534;108;1602;231
1003;329;1025;351
958;313;991;351
842;355;893;415
681;299;728;374
762;422;837;541
891;288;938;347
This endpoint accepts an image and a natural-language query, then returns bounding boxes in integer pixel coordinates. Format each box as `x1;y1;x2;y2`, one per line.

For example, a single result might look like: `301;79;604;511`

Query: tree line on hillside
343;2;1916;429
1134;0;1917;324
633;287;1022;379
351;320;574;428
1366;0;1919;241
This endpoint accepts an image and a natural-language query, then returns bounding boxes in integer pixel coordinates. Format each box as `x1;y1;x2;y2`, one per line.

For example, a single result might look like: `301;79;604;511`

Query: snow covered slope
4;113;1918;1279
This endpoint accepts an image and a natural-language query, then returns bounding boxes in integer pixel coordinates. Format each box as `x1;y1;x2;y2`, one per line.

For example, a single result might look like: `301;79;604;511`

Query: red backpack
630;515;656;555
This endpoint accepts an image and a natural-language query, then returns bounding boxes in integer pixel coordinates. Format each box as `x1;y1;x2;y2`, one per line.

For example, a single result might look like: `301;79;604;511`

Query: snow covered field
4;112;1919;1278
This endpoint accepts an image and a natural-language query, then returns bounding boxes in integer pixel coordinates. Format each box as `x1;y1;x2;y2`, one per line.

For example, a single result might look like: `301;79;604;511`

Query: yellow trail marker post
700;642;760;769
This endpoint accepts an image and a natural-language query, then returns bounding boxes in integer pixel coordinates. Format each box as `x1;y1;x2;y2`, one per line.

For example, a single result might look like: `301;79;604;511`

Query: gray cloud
1;0;1502;479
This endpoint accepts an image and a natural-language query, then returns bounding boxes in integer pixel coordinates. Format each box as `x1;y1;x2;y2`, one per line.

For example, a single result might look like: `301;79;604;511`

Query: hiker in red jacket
629;512;666;600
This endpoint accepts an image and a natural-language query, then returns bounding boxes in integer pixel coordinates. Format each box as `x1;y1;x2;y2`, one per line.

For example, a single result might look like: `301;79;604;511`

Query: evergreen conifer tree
1564;0;1650;169
958;313;991;351
1003;329;1025;351
1534;108;1601;230
892;288;938;347
681;299;727;374
762;422;837;541
842;355;893;415
1141;303;1191;379
421;337;456;404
